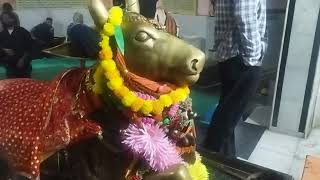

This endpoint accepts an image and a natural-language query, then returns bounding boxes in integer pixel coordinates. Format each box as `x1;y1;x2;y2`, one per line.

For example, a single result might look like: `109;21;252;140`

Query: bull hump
123;12;164;30
123;12;148;23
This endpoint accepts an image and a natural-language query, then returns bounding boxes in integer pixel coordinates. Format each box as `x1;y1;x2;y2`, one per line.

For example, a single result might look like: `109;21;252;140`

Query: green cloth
0;58;96;80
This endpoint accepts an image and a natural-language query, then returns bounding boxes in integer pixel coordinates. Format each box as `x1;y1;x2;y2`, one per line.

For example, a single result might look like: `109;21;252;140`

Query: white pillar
270;0;320;137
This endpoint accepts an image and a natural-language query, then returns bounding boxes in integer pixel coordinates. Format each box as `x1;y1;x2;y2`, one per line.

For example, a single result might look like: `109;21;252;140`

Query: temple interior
0;0;319;180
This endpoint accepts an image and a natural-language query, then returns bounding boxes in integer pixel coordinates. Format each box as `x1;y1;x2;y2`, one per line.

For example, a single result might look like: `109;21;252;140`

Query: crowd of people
0;3;60;78
0;0;175;79
0;3;96;79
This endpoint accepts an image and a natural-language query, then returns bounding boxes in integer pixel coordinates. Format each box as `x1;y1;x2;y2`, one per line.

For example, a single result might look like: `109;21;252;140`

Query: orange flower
175;88;187;101
101;60;116;72
152;100;164;115
114;86;130;98
130;98;144;112
104;69;120;80
107;77;123;90
103;23;115;36
99;48;113;60
169;91;180;104
141;100;153;115
184;87;190;95
159;95;173;107
122;92;137;107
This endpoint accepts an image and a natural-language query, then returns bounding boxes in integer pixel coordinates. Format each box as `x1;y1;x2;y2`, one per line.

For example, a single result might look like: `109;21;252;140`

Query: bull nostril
191;59;199;72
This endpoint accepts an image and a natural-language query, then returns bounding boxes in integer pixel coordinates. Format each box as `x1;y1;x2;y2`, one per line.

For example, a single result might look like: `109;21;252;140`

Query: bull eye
135;31;151;42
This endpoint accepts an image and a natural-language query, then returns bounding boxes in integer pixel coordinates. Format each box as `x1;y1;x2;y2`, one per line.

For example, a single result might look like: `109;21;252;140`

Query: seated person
31;17;54;48
68;22;101;59
0;3;20;32
67;12;84;41
139;0;179;36
0;11;32;78
139;0;158;18
153;0;178;36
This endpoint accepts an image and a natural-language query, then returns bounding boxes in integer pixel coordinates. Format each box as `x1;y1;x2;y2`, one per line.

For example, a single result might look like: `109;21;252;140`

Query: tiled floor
248;130;300;174
247;128;320;180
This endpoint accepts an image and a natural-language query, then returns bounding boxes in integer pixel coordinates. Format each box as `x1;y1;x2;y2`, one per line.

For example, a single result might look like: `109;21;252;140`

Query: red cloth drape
0;69;102;179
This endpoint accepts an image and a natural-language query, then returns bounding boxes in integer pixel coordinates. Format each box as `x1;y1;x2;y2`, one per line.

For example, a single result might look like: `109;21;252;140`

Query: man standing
0;11;33;78
203;0;267;157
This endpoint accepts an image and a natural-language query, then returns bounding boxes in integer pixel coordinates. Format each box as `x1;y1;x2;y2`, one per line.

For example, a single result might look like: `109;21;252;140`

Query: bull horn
88;0;109;28
125;0;140;13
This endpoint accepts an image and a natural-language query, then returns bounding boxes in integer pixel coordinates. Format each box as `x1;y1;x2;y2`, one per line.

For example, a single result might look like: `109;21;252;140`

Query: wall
312;48;320;128
272;0;320;135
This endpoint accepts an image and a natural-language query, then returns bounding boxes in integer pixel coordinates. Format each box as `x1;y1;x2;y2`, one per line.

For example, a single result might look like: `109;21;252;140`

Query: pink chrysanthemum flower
122;122;182;172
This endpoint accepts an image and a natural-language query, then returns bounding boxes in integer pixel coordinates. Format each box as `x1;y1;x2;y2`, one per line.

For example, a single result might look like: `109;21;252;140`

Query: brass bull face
122;13;205;85
89;0;205;86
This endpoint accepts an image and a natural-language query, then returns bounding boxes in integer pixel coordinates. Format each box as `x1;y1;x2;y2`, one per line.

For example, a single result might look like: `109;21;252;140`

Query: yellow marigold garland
93;6;190;116
188;153;209;180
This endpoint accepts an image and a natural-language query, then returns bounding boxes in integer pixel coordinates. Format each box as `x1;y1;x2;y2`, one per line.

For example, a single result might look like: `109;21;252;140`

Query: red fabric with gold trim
0;69;102;179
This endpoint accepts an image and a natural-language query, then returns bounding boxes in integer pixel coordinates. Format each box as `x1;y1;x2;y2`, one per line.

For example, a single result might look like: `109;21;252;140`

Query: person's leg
203;57;241;152
19;65;32;78
8;64;32;79
5;66;17;79
218;57;243;103
203;58;261;157
23;65;32;78
222;131;236;156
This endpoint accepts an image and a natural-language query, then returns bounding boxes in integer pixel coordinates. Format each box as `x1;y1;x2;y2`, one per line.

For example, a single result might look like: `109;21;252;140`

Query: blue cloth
68;24;101;58
214;0;267;66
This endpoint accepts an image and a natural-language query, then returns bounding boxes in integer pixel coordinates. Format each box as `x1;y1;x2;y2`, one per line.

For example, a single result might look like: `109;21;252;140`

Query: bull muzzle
182;45;206;85
186;49;205;75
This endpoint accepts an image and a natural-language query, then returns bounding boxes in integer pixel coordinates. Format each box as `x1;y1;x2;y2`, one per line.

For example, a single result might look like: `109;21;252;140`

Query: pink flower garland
122;122;182;172
134;91;156;100
168;104;179;117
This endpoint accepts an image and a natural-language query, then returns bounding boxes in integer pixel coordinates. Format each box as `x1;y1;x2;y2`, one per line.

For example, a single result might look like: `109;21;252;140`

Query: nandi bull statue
0;0;207;179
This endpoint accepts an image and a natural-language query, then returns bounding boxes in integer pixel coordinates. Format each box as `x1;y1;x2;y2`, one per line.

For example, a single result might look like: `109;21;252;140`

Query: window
17;0;87;8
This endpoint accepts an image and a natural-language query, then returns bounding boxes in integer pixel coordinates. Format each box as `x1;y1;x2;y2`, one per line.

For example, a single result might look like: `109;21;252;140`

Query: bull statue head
89;0;205;86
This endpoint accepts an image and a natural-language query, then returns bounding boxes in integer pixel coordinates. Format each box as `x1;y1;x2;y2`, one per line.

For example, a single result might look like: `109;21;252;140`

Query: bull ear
88;0;109;28
125;0;140;13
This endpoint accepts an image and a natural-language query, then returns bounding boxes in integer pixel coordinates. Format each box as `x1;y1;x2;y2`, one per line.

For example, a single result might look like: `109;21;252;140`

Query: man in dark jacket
31;17;54;47
0;11;33;78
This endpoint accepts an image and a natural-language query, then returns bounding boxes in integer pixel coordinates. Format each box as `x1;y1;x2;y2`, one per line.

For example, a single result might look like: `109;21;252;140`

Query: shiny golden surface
144;164;192;180
125;0;140;13
88;0;109;28
121;13;204;85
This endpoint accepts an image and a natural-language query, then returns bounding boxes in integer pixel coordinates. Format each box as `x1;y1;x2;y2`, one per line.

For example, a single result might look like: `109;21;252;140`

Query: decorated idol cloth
0;69;102;178
0;4;208;180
